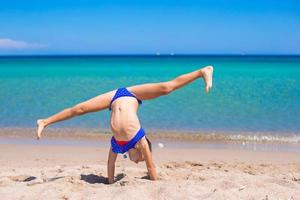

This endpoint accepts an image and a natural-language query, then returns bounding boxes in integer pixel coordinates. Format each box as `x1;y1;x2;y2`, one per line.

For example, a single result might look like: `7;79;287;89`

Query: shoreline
1;127;299;142
0;127;300;152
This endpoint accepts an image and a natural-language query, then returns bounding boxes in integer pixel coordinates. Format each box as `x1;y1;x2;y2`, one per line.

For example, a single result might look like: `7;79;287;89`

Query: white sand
0;141;299;200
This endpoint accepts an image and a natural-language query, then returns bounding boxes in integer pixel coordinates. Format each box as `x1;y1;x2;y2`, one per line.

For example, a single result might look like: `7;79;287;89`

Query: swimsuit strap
111;128;145;154
109;87;142;110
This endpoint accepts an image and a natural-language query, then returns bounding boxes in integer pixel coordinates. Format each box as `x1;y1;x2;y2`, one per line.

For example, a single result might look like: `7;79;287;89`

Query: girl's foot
200;66;214;93
37;119;46;139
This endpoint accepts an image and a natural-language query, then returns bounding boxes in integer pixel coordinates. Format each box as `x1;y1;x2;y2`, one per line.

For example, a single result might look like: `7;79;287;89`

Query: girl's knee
71;104;86;116
160;82;174;95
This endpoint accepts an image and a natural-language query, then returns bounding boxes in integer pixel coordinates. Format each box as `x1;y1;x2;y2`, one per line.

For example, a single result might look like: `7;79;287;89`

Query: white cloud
0;38;47;49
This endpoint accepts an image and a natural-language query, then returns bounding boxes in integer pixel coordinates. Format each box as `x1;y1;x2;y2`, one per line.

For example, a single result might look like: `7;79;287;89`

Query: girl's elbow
107;159;116;166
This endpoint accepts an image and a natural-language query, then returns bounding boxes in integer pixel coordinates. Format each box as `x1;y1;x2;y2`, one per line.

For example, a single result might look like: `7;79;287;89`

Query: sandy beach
0;129;299;200
1;0;300;199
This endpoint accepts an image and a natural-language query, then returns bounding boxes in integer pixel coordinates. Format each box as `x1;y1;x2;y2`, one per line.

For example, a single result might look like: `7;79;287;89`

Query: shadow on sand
80;173;126;184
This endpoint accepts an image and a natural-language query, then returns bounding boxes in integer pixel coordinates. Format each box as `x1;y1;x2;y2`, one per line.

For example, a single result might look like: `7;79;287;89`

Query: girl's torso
110;97;141;141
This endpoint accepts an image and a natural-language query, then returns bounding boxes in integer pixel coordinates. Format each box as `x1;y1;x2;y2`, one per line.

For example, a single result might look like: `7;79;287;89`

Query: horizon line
1;53;300;57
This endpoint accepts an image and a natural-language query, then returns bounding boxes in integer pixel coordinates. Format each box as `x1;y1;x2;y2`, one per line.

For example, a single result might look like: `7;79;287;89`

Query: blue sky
0;0;299;55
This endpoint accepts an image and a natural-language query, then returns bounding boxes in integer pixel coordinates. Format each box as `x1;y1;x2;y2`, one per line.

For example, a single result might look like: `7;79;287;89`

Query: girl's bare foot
200;66;214;93
37;119;47;139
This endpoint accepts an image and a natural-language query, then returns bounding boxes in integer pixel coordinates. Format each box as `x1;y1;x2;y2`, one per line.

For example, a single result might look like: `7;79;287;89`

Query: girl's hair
145;137;152;152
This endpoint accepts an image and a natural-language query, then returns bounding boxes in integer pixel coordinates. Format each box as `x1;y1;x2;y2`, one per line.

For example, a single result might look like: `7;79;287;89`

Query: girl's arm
107;147;118;184
139;138;158;180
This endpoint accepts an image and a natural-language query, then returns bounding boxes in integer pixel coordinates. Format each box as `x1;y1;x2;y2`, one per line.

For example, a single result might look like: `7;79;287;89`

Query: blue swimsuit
111;128;145;154
109;87;142;110
109;88;144;154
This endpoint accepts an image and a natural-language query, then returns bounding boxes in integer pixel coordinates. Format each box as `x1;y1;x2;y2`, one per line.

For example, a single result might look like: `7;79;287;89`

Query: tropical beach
1;0;300;199
1;55;300;199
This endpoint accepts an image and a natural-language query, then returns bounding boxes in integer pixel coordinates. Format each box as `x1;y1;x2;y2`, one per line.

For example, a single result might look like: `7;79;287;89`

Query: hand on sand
200;66;214;93
36;119;46;140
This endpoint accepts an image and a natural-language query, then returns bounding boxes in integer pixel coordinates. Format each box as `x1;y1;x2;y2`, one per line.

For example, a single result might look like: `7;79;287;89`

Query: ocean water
0;56;299;136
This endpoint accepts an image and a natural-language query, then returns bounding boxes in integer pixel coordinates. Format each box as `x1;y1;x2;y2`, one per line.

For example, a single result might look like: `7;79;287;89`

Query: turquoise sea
0;56;299;136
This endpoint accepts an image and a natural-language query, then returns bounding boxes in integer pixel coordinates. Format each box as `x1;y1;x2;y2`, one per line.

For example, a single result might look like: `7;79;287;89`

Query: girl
37;66;213;183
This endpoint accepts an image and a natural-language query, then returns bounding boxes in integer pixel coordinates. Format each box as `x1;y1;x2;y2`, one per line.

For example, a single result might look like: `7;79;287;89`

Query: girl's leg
128;65;213;100
37;90;116;139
